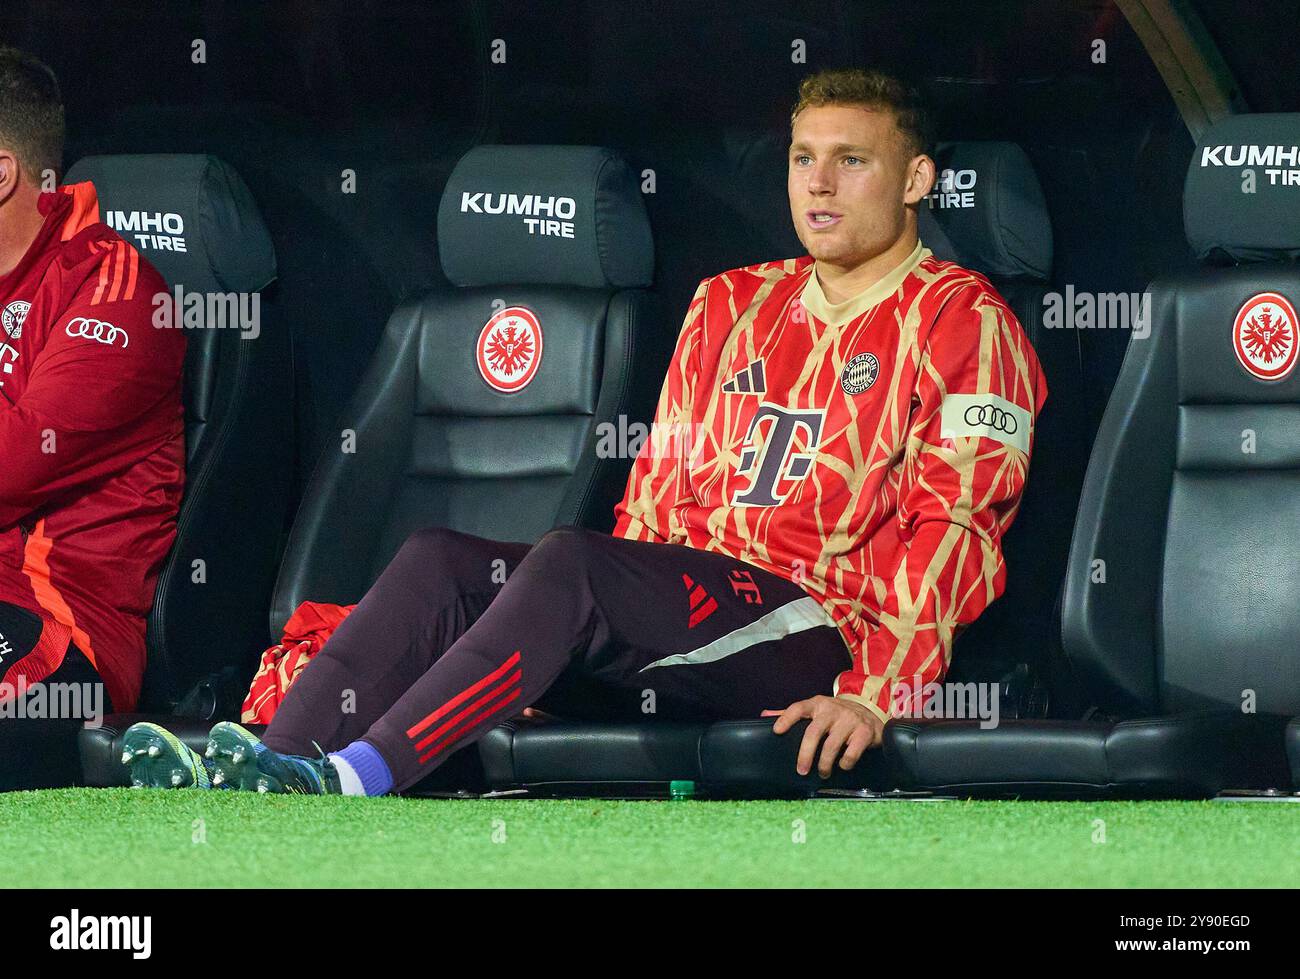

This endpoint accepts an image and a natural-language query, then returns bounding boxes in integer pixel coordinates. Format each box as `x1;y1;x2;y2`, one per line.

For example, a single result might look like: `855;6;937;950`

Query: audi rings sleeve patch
65;316;131;349
939;393;1031;453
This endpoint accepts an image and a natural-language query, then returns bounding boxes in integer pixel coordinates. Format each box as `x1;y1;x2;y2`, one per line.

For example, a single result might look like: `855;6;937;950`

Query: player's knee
527;525;601;575
395;525;461;564
381;526;478;591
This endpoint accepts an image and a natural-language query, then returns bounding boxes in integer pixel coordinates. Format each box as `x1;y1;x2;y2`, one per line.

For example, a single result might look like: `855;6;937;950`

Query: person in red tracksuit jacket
0;47;185;788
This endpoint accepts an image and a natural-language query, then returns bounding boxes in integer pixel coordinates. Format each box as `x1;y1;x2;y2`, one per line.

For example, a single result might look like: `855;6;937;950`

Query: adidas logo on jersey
722;358;766;394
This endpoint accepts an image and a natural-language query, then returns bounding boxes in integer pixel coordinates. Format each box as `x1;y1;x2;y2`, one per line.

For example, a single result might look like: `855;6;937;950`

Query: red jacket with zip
0;182;185;711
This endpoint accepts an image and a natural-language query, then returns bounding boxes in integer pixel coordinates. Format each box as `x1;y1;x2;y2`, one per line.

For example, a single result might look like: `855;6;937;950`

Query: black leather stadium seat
64;156;290;710
480;719;710;798
885;713;1287;798
476;141;1096;797
480;716;900;799
922;142;1087;704
268;144;659;629
480;713;1284;800
877;113;1300;797
81;144;661;785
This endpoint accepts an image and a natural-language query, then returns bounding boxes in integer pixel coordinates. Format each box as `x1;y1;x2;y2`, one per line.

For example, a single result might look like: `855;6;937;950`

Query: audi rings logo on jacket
939;393;1032;453
962;402;1018;435
65;317;130;348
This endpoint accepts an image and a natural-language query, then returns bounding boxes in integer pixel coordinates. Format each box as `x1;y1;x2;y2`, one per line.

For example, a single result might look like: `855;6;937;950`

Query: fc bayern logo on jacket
840;351;879;395
1233;292;1297;381
2;300;30;340
477;305;543;392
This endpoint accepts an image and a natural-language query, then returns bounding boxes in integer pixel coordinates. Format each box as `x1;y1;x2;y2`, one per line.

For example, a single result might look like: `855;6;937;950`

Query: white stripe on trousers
638;595;836;671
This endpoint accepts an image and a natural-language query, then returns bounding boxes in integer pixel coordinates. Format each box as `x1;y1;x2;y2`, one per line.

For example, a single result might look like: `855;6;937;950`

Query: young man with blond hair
123;67;1045;795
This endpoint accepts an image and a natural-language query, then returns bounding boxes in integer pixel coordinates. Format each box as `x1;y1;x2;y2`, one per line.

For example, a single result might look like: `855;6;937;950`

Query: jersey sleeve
834;285;1047;721
0;254;184;529
612;277;710;543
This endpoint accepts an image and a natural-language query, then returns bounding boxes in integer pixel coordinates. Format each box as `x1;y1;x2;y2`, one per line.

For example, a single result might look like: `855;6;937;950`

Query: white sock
329;753;367;796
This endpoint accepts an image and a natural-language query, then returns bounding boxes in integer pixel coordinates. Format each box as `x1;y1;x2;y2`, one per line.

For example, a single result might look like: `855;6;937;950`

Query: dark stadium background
1;3;1298;900
0;0;1293;506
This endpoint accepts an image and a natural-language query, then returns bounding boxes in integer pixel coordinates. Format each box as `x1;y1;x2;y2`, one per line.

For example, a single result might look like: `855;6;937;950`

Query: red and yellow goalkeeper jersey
613;241;1047;720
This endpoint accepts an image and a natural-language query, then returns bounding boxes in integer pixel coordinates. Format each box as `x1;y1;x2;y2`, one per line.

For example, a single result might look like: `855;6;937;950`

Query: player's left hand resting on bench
763;696;883;776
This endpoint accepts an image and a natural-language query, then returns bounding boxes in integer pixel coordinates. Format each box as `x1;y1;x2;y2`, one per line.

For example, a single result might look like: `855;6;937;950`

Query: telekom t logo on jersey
730;404;824;507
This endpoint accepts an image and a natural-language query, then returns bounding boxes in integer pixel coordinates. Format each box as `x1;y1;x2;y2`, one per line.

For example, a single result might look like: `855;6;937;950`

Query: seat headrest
65;154;276;293
1184;113;1300;264
922;141;1053;280
437;145;654;289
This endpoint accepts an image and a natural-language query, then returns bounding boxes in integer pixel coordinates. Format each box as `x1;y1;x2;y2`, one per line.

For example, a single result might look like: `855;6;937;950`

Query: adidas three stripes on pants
263;526;852;792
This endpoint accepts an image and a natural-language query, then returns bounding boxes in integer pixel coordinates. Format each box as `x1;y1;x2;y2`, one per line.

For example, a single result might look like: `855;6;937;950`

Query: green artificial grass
1;789;1295;888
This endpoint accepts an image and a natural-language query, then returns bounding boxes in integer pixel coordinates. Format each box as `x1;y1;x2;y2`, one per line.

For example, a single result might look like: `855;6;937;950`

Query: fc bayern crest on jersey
477;306;543;393
840;352;880;395
1232;292;1297;381
2;300;30;340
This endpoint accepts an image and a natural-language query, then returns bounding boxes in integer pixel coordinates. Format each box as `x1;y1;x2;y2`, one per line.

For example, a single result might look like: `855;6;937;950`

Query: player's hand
521;707;563;723
762;695;883;777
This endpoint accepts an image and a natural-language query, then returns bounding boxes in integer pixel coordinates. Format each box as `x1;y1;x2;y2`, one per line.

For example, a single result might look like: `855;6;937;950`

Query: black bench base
77;710;1294;800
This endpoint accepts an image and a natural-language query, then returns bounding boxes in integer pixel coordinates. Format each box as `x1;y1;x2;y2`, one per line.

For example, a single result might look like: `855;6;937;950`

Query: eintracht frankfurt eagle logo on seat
1233;292;1297;381
477;305;543;392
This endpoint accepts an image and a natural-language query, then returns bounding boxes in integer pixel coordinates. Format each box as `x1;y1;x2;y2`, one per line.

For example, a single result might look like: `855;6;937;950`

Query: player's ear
0;150;18;206
902;153;935;206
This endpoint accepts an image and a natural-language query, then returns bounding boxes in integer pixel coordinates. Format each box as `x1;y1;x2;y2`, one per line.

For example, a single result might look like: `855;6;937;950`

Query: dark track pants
0;602;112;790
264;527;851;792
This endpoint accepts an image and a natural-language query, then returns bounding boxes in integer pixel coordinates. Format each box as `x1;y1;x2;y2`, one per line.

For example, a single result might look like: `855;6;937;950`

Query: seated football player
122;67;1046;796
0;47;186;789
